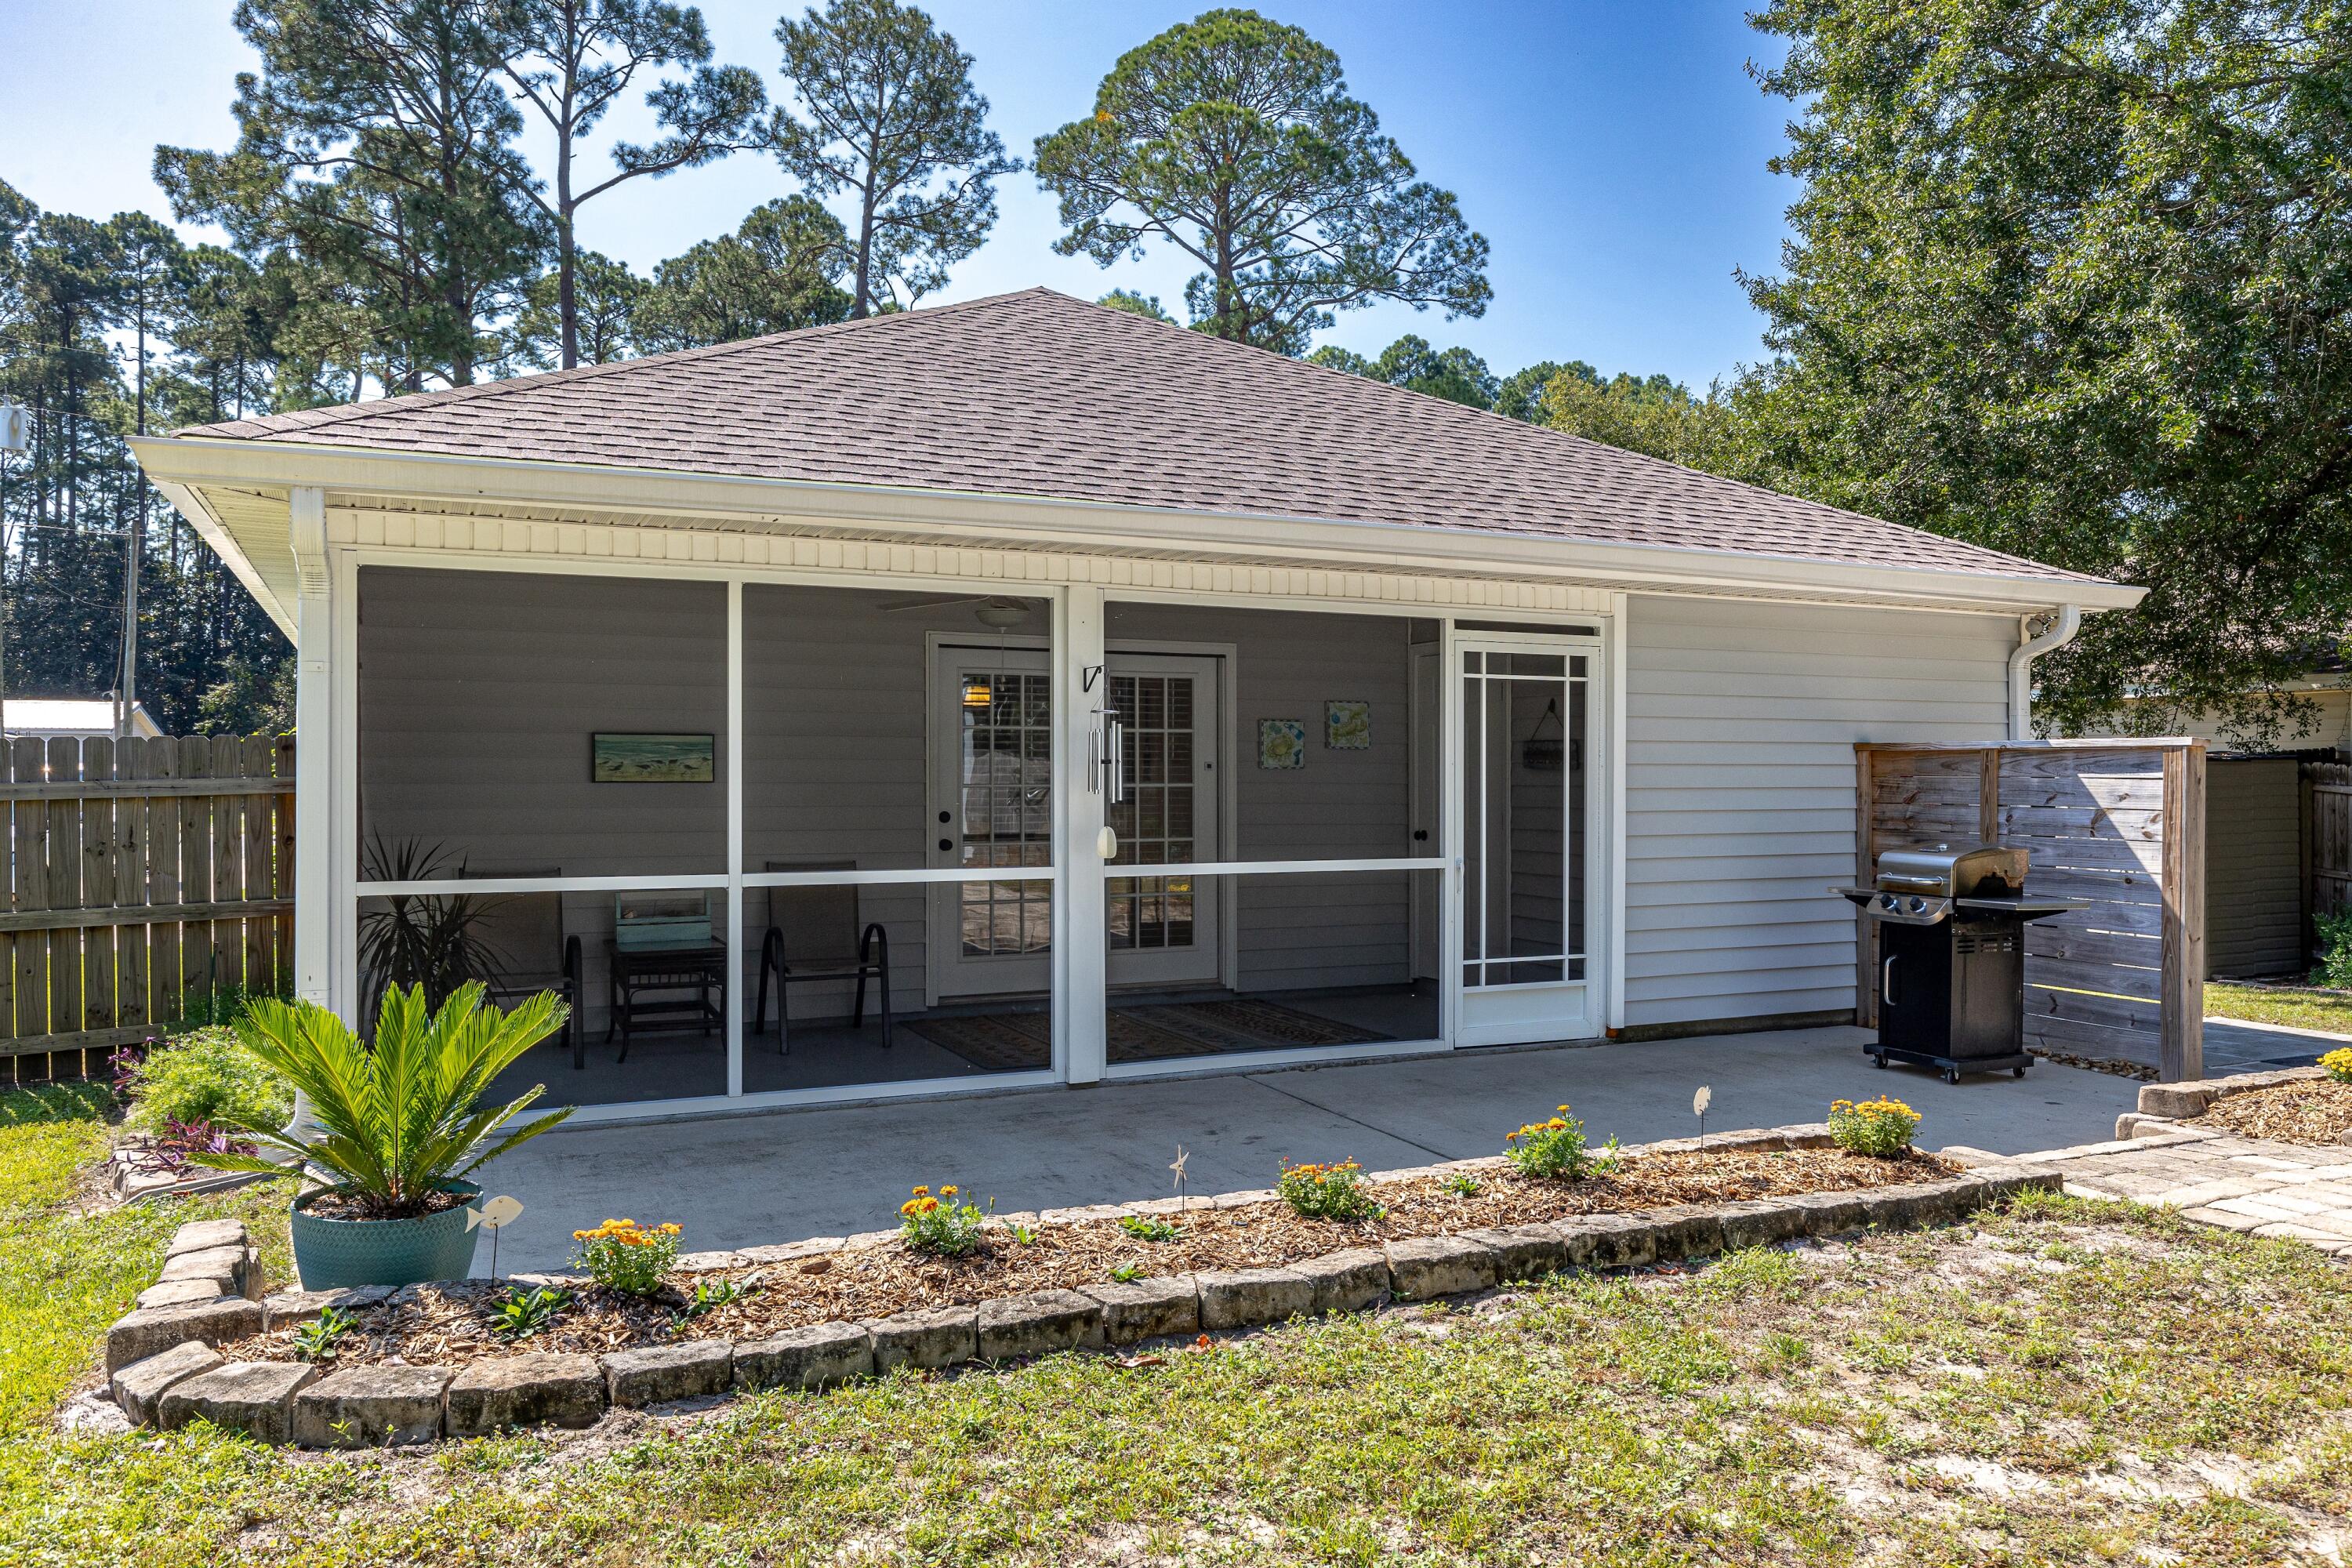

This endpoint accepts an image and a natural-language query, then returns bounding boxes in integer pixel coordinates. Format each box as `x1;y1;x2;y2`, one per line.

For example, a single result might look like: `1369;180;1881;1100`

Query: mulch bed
236;1145;1955;1370
2191;1078;2352;1146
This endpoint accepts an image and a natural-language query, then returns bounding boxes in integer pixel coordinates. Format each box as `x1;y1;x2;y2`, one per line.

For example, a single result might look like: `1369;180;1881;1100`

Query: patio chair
458;869;584;1069
754;860;891;1054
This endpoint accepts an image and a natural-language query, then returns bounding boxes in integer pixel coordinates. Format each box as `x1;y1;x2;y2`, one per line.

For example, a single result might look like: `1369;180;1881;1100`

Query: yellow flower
941;1185;959;1198
912;1185;930;1198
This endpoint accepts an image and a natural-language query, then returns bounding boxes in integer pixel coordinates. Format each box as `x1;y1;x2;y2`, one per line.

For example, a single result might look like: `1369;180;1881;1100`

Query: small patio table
605;940;726;1062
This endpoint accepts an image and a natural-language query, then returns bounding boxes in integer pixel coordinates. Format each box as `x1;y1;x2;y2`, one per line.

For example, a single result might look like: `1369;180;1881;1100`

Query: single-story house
130;288;2144;1123
2;697;162;740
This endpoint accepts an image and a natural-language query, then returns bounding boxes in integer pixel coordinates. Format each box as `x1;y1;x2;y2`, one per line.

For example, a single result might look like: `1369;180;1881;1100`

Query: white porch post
287;485;332;1138
725;580;745;1097
1060;586;1107;1083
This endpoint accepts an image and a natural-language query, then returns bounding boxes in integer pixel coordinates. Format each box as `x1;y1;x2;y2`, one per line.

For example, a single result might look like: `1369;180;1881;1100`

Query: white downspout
2008;605;2082;741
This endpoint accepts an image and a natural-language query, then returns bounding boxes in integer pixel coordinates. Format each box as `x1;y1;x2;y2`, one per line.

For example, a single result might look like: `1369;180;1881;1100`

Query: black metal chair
459;869;585;1068
754;861;891;1054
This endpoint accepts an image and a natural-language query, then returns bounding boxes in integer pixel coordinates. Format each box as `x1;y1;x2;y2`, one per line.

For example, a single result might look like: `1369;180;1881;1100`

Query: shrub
1276;1160;1380;1221
1828;1096;1923;1156
2321;1047;2352;1085
1119;1214;1181;1242
2318;908;2352;989
120;1027;291;1135
190;982;571;1218
1506;1105;1613;1180
571;1218;682;1295
898;1185;988;1256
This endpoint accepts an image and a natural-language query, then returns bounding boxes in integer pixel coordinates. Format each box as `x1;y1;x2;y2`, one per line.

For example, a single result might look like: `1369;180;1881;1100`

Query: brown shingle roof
177;287;2097;584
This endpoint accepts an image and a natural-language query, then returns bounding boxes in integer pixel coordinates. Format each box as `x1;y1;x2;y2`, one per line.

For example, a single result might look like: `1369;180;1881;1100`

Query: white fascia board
147;474;296;638
129;435;2147;616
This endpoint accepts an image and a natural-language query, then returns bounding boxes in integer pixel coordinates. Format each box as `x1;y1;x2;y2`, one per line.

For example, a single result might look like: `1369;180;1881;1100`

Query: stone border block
158;1360;317;1443
446;1354;606;1436
1079;1276;1200;1344
734;1323;874;1392
1386;1235;1501;1301
979;1290;1105;1359
138;1279;228;1311
107;1297;263;1374
1715;1199;1811;1252
1293;1249;1392;1314
1197;1268;1313;1329
1458;1225;1571;1282
1632;1207;1725;1263
111;1340;223;1426
603;1341;735;1406
166;1218;249;1258
295;1364;454;1448
1561;1212;1659;1270
866;1305;978;1371
262;1285;395;1330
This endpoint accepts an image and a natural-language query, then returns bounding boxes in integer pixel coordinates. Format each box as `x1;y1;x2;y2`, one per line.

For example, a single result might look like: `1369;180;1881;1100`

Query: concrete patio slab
473;1024;2140;1274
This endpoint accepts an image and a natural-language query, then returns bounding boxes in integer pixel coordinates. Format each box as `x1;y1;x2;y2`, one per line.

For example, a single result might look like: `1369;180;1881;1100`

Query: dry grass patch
2194;1077;2352;1146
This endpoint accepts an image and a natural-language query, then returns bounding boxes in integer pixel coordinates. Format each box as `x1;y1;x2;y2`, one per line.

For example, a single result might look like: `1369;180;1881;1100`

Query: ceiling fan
878;593;1040;628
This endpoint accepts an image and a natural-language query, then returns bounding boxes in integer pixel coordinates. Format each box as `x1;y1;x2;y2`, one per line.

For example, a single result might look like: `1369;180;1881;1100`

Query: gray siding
2205;757;2303;978
1624;596;2014;1027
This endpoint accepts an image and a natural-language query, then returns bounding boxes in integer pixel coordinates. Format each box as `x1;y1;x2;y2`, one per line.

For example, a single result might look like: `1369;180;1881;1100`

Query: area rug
904;998;1392;1073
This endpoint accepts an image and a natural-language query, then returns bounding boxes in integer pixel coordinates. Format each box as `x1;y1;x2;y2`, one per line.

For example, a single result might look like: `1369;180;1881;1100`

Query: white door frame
1443;624;1611;1048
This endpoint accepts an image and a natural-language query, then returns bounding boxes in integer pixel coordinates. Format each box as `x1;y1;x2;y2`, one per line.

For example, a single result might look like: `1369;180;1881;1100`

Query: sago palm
198;982;572;1218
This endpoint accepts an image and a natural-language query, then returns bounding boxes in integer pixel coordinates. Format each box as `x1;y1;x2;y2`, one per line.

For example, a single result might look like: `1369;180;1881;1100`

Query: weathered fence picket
1;733;294;1080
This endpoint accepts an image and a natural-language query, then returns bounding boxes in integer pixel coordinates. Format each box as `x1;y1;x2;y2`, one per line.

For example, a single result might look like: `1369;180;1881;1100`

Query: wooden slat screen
2310;762;2352;930
0;733;295;1078
1856;739;2205;1082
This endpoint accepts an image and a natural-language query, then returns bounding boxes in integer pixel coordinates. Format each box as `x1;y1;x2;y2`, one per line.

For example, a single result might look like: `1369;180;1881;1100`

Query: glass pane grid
960;670;1053;957
1108;673;1199;953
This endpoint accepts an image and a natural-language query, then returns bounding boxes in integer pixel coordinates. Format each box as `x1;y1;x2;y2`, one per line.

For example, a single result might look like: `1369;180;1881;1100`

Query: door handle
1881;955;1898;1007
1413;829;1428;841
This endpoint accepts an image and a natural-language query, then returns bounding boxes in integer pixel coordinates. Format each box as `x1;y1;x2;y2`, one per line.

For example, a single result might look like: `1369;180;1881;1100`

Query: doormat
905;998;1392;1073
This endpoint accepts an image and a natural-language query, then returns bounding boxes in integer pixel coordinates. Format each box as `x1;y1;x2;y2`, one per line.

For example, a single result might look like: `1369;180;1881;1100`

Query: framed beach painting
592;732;714;783
1325;700;1370;750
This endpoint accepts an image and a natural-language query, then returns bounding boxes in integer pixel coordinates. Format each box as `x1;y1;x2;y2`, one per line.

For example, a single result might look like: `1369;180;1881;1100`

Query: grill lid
1875;844;2026;899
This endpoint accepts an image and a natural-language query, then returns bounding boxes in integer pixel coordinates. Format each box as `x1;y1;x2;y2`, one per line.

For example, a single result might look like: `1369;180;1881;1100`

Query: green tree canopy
769;0;1015;318
1541;371;1730;470
156;0;548;391
503;0;767;370
1741;0;2352;742
1033;9;1490;354
635;196;852;350
508;248;648;367
1096;288;1174;322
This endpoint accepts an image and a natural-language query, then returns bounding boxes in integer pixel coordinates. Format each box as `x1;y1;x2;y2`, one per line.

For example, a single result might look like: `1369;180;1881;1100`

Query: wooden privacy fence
1857;739;2206;1082
2;734;294;1076
2310;761;2352;926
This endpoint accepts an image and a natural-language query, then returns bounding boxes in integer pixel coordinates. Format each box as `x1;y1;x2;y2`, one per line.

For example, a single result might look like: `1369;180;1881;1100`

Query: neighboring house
129;288;2143;1123
2;698;162;740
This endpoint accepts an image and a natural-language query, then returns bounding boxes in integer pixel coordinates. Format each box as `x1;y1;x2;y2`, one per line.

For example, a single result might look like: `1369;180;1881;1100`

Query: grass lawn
2208;981;2352;1039
5;1090;2352;1565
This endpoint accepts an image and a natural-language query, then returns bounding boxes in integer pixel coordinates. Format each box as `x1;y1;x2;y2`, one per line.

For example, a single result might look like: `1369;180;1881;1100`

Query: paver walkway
2023;1125;2352;1259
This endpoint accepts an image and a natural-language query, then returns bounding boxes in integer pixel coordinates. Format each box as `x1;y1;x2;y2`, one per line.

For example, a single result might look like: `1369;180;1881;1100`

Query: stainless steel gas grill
1831;844;2085;1083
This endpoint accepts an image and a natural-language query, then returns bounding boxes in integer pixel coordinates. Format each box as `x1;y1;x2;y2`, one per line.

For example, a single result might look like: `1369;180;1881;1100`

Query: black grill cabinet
1832;844;2083;1083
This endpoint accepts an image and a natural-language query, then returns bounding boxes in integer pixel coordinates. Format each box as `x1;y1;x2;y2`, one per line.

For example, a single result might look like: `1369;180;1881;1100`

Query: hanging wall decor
1521;700;1566;771
1258;719;1306;769
592;733;715;782
1325;700;1371;750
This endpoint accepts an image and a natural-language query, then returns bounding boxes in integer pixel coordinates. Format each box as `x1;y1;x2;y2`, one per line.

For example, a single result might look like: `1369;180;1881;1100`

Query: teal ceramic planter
290;1182;482;1290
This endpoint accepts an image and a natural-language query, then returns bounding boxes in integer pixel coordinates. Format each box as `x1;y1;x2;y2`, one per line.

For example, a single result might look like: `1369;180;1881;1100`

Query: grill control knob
1879;894;1897;910
1908;897;1926;913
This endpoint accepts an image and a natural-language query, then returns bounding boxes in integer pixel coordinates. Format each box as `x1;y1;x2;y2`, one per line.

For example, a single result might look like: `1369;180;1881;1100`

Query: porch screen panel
1461;652;1587;989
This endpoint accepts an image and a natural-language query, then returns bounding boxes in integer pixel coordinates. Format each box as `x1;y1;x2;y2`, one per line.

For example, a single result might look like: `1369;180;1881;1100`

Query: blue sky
2;1;1795;390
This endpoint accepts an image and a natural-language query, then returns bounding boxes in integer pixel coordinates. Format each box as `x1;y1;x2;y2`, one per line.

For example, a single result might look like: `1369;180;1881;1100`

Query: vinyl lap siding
1623;597;2014;1028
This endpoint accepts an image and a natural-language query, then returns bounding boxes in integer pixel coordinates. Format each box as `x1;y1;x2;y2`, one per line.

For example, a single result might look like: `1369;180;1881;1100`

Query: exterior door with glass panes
1102;653;1222;988
1452;635;1605;1046
927;648;1055;1000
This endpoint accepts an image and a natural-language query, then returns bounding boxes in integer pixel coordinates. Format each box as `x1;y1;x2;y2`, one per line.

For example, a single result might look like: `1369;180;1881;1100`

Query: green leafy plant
1275;1160;1380;1221
676;1277;744;1321
490;1286;568;1341
2317;908;2352;990
188;982;571;1219
898;1184;988;1257
119;1026;292;1134
1506;1105;1614;1180
291;1305;358;1362
1828;1097;1923;1158
1441;1173;1483;1196
1007;1221;1038;1246
165;983;289;1033
357;837;510;1011
1118;1214;1181;1243
571;1219;683;1296
1109;1262;1144;1283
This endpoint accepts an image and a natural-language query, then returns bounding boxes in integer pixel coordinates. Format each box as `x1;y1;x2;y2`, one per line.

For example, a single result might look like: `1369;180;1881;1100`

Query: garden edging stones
102;1125;2060;1449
